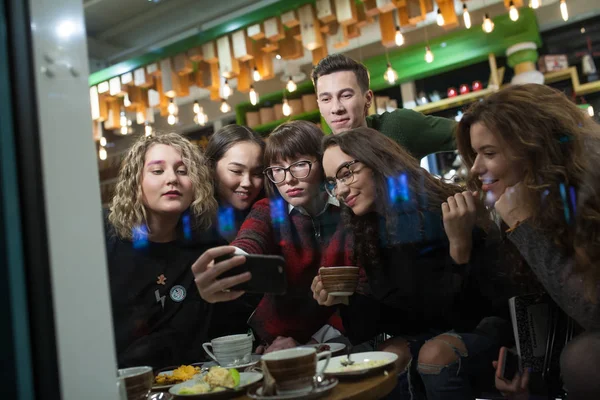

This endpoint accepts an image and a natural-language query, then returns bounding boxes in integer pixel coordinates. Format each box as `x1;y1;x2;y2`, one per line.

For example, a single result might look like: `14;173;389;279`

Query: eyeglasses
324;160;360;197
264;160;315;184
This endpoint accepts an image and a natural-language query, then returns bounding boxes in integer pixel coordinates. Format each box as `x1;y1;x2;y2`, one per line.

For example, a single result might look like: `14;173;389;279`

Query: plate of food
153;364;203;390
300;343;346;355
169;366;263;398
317;351;397;377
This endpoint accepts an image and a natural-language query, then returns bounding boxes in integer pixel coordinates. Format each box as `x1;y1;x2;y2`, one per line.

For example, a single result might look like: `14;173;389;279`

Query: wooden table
235;366;398;400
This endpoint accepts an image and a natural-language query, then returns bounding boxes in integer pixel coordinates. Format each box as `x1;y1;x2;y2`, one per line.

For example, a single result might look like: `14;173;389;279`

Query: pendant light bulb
197;111;208;126
282;98;292;116
249;86;259;106
123;94;131;108
253;67;261;82
222;79;232;99
99;147;107;161
119;110;128;128
99;136;107;147
436;9;445;26
193;101;200;114
167;99;178;115
425;46;434;64
395;26;405;46
463;4;471;29
509;1;519;21
144;123;153;137
588;105;595;117
286;76;297;93
384;63;398;85
530;0;540;9
167;114;177;125
482;14;495;33
220;99;231;113
560;0;568;21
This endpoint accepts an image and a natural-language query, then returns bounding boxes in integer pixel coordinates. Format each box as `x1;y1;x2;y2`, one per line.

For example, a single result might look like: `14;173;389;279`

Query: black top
341;210;507;344
105;214;257;369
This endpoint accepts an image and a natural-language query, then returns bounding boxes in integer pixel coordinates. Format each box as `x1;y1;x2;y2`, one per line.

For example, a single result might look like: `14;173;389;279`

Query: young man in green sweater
312;54;456;160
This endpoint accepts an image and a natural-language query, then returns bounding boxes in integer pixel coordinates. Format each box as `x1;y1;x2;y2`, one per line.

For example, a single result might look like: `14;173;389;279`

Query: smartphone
498;347;521;381
215;253;287;295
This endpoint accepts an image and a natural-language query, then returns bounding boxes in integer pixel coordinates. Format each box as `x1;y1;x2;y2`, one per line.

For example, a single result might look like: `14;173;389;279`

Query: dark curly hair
322;127;461;271
456;84;600;300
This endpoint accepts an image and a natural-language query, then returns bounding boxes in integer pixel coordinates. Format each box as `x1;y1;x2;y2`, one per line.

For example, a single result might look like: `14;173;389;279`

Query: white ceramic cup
116;366;153;400
202;333;253;367
261;347;331;396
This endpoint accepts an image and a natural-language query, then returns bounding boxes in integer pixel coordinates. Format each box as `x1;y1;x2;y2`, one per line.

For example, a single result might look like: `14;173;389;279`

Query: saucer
247;376;338;399
203;354;262;370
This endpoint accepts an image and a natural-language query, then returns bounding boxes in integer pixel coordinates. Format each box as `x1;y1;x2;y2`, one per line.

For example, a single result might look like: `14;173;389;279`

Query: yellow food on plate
178;382;212;394
155;365;201;385
203;366;236;389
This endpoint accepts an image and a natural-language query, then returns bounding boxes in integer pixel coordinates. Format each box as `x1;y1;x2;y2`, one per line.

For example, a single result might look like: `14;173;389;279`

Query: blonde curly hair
108;132;217;239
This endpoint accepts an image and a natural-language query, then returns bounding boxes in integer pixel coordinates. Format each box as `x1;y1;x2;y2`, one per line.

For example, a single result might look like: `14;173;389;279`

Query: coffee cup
319;266;360;296
116;366;153;400
202;333;253;367
261;347;331;395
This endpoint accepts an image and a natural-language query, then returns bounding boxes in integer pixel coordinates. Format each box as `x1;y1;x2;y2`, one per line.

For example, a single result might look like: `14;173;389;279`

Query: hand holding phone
217;253;287;295
191;246;251;303
493;347;530;399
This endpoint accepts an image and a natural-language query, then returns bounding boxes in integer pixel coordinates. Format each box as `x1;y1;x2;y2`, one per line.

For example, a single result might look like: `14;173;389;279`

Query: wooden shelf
412;87;497;115
544;67;600;96
251;110;321;134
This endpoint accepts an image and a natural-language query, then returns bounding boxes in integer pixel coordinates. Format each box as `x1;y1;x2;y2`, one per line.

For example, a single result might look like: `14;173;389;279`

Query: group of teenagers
105;54;600;399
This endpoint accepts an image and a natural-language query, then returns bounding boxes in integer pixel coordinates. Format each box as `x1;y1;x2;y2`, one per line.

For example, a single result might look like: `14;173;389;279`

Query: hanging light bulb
123;93;131;108
286;76;297;93
167;99;178;115
588;105;595;117
530;0;540;9
196;109;208;126
384;63;398;85
220;99;231;113
463;4;471;29
436;8;445;26
99;146;107;161
222;79;232;99
193;100;200;114
119;110;128;128
282;98;292;116
99;136;107;147
120;126;128;135
509;0;519;21
424;46;434;63
560;0;568;21
249;85;259;105
253;66;261;82
395;26;405;46
482;13;495;33
144;122;153;137
167;114;177;125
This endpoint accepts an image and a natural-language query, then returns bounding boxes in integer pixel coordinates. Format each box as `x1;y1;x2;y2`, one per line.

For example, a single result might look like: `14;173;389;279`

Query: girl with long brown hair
456;83;600;399
313;127;506;399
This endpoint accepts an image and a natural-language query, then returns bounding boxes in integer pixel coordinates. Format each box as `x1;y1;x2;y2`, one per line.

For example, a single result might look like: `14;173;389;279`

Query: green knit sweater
366;108;457;160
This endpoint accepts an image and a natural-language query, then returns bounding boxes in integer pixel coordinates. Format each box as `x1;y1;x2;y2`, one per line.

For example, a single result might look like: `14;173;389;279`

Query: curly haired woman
106;132;250;369
456;84;600;399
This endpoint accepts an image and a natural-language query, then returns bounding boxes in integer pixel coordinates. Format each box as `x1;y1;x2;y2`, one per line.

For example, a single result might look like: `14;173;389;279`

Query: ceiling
84;0;277;72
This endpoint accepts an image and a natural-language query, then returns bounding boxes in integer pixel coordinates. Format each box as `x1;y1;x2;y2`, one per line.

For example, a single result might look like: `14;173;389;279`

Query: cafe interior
2;0;600;399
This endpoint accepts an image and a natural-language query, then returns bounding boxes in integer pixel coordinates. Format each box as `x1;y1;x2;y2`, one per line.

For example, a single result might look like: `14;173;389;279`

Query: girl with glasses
314;127;510;399
192;121;354;353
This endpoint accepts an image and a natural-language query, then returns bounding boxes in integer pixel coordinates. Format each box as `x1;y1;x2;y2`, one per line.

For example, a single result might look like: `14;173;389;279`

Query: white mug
202;333;253;367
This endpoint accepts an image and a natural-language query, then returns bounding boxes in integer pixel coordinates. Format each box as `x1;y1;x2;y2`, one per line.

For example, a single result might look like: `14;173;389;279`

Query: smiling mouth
234;191;250;198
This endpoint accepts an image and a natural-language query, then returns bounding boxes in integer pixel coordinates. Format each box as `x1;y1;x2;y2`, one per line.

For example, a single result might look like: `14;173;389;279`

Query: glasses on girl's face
324;160;360;197
264;160;315;184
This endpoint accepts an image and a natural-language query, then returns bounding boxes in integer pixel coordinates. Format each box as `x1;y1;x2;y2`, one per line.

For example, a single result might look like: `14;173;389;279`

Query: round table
236;366;398;400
